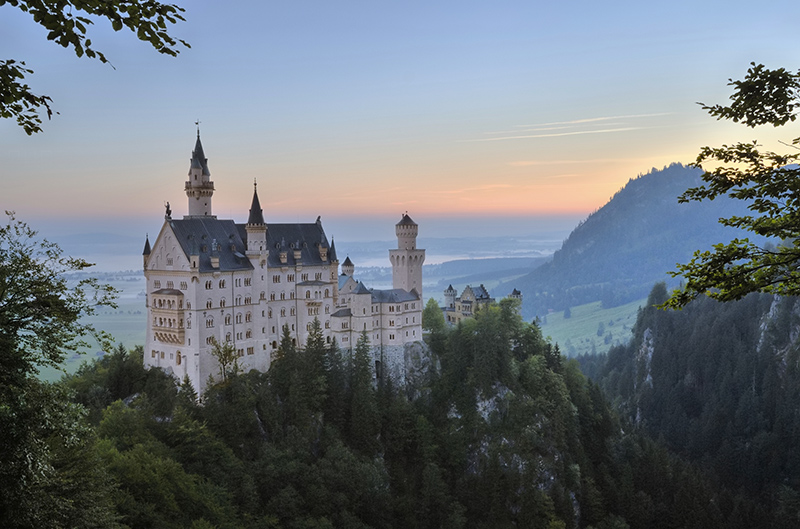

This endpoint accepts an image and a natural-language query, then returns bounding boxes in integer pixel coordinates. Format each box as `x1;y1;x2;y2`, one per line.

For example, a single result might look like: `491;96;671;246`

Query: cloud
467;127;642;142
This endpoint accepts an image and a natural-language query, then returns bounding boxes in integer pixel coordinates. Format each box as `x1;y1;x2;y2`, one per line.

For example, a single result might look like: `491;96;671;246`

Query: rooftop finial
254;177;257;190
195;119;201;137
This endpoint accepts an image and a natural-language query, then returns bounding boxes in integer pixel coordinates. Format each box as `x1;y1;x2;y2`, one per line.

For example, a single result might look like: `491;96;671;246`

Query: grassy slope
538;297;646;357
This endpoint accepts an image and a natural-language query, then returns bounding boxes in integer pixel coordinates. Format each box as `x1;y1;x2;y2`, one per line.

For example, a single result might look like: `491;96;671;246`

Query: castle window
206;300;212;309
272;341;277;349
167;281;174;289
235;278;241;287
412;303;416;309
220;299;226;308
389;320;395;326
176;353;182;365
268;309;273;318
315;273;322;280
154;280;161;289
290;292;294;300
280;292;285;300
404;303;408;310
226;332;232;342
325;305;330;314
161;351;165;359
305;291;311;299
324;289;329;297
245;296;252;304
246;312;252;322
236;313;243;324
260;291;266;300
389;334;395;340
326;336;331;344
342;322;348;329
280;308;286;317
270;293;276;301
287;274;295;282
245;278;251;286
290;308;296;316
236;296;242;305
247;347;254;355
301;273;308;282
206;336;214;345
187;302;191;309
151;350;156;358
325;321;330;329
236;332;242;340
273;275;281;283
206;317;214;328
225;314;231;326
219;280;226;289
272;326;276;333
205;280;212;290
389;306;394;312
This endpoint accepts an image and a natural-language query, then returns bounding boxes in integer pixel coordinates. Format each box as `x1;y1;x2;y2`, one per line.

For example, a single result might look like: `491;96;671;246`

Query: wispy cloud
473;112;672;142
467;127;641;142
508;157;652;167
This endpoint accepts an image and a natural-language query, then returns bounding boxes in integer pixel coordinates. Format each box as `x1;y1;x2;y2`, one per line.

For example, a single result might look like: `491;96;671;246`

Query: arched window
305;291;311;299
225;314;231;325
226;332;232;342
176;353;182;365
236;313;243;324
245;312;252;322
324;289;329;297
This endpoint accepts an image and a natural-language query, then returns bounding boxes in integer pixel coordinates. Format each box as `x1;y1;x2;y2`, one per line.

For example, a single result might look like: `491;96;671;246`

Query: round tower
185;131;215;217
389;213;425;296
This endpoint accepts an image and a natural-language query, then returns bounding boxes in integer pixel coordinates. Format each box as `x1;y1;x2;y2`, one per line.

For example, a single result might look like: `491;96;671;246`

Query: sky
2;1;800;246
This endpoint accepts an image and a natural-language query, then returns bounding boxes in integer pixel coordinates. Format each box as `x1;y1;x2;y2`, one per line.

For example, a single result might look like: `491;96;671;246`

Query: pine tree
348;331;380;454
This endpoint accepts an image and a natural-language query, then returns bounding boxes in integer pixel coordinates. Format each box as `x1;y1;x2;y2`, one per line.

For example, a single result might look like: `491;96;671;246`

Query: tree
1;0;189;134
348;331;380;454
0;213;118;526
664;63;800;308
208;337;239;383
422;297;446;333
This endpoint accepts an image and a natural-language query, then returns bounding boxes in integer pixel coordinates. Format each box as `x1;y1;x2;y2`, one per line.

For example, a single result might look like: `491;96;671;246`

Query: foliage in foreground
666;63;800;308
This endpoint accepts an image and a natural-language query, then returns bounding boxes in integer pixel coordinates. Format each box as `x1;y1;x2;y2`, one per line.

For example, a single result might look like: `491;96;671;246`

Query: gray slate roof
170;218;253;273
331;308;352;318
370;288;419;303
167;215;334;273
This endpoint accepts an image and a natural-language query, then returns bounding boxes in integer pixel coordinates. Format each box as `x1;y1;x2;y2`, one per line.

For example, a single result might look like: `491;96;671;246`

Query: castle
143;133;425;392
442;284;522;324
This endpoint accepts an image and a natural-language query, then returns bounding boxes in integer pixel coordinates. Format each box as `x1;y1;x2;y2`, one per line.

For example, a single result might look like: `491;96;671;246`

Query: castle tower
246;181;267;256
341;256;354;277
185;131;215;217
389;213;425;296
444;284;457;309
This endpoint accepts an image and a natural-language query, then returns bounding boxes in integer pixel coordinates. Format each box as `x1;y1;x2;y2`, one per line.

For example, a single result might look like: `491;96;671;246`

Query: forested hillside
501;163;763;319
4;299;766;529
581;284;800;526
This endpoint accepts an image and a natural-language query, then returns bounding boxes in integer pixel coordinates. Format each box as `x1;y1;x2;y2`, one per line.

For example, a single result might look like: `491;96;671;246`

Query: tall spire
247;179;265;225
185;129;215;217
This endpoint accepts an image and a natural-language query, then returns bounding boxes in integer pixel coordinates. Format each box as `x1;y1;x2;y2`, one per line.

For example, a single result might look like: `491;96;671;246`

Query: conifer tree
348;331;380;454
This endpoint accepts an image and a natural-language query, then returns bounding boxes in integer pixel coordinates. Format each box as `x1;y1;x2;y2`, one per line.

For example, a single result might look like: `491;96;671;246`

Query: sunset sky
2;0;799;242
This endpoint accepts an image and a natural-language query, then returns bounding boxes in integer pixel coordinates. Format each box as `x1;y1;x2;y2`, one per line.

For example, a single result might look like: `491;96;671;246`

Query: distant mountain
500;163;765;318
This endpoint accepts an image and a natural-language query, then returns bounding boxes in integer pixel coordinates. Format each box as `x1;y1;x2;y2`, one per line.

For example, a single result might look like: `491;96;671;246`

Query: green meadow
538;297;647;357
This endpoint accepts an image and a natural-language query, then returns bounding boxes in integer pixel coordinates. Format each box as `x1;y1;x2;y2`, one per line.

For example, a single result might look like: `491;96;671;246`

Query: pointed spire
248;179;265;225
329;238;337;262
142;234;151;255
189;132;211;177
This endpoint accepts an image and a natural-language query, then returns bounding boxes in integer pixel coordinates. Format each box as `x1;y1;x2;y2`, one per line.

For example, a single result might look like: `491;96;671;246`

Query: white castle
143;133;425;392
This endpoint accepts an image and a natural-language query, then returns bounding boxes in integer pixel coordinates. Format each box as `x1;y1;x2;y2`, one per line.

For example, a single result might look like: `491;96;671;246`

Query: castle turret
389;213;425;296
246;181;267;257
185;131;215;217
444;284;457;309
342;256;354;277
142;235;151;269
